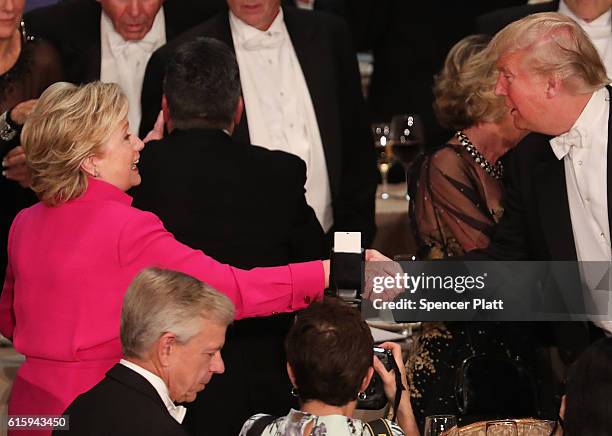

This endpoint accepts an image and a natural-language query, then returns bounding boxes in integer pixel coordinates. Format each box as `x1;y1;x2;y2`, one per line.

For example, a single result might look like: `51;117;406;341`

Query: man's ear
161;95;173;132
546;74;563;98
359;367;374;393
233;96;244;127
157;332;176;367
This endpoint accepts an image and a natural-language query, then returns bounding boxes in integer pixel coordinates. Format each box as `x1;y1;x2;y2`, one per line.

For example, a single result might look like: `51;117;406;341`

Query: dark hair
163;37;242;130
564;338;612;435
285;298;373;406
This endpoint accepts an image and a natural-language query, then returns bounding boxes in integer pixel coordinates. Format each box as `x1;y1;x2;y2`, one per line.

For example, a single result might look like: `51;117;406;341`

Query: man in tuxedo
140;0;377;247
25;0;226;132
469;12;611;360
477;0;611;76
131;37;325;436
58;268;234;436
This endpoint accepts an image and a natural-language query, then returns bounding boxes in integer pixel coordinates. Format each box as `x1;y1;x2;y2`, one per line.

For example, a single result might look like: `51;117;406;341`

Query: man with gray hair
56;268;234;436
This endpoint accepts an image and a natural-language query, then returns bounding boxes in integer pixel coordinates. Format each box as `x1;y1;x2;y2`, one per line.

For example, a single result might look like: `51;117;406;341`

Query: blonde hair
489;12;610;94
21;81;129;206
433;35;506;130
120;268;235;359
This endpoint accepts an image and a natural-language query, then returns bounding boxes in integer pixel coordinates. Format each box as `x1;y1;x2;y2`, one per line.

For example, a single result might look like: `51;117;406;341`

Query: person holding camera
239;298;419;436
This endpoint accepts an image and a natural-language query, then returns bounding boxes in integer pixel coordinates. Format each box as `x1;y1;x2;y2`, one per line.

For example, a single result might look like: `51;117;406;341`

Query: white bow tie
242;30;285;51
108;33;158;57
550;128;586;159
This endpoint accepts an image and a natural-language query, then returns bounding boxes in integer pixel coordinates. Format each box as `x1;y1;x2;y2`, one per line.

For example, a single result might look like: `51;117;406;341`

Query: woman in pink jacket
0;81;331;427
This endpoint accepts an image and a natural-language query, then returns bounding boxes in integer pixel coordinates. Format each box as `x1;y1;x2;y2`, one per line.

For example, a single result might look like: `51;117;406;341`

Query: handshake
329;232;405;304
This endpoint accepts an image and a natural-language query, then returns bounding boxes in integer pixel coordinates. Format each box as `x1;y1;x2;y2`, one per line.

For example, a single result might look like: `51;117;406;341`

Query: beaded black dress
0;26;63;288
408;142;537;428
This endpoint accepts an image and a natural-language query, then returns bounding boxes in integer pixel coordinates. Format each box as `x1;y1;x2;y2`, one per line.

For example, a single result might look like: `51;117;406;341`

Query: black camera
357;347;398;410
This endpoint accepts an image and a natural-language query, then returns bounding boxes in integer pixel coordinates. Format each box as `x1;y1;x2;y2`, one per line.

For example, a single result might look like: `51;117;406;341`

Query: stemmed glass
424;415;458;436
371;122;394;200
390;114;425;200
486;420;518;436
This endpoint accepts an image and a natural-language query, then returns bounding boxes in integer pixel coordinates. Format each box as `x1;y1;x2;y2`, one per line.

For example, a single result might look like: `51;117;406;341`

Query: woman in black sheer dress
0;0;63;286
408;35;533;428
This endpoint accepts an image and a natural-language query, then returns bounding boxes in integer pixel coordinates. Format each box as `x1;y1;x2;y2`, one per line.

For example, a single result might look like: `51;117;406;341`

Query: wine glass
390;114;425;200
371;122;394;200
485;420;518;436
424;415;458;436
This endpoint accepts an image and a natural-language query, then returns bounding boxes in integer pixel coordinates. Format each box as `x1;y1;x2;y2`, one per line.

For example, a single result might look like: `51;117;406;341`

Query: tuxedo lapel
106;364;170;413
534;149;577;260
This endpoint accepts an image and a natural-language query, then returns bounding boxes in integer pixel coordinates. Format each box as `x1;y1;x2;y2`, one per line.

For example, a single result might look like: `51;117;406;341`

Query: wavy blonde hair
433;35;506;130
21;81;129;206
489;12;610;94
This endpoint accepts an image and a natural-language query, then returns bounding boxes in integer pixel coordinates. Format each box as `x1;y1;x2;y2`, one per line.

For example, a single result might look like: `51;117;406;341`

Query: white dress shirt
100;8;166;133
559;0;612;77
229;10;333;232
119;359;186;423
550;87;612;332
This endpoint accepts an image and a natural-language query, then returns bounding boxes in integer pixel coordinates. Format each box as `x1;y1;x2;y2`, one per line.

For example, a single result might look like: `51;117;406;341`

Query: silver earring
358;391;367;400
290;386;299;398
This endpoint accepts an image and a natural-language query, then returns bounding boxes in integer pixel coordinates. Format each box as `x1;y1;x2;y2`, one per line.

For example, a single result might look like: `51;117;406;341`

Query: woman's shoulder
239;414;281;436
427;143;470;170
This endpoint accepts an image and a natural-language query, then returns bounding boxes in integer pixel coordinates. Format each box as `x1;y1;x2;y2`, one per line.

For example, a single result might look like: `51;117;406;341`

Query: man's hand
142;110;165;143
10;99;37;125
363;249;404;302
2;146;30;188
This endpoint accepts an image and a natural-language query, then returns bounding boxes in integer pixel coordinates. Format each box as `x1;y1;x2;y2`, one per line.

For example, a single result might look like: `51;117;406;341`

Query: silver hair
120;268;234;358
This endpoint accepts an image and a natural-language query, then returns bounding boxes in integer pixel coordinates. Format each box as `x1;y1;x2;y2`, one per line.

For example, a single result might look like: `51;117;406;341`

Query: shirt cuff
288;260;325;310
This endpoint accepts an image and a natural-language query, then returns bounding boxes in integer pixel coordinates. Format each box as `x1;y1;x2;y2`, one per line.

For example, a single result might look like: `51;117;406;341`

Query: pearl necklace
456;130;504;180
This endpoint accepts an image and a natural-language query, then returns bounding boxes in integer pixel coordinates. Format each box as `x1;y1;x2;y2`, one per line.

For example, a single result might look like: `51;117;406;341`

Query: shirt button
304;296;311;304
601;232;605;238
290;123;294;128
268;59;273;64
280;91;284;97
577;160;583;165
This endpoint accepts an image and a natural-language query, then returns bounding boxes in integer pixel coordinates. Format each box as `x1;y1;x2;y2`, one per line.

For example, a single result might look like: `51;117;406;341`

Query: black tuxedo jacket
56;364;189;436
476;1;559;35
130;128;325;436
25;0;226;84
131;128;325;265
140;7;377;246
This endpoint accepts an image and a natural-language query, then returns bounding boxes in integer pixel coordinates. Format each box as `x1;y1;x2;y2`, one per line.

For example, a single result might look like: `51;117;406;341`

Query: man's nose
211;352;225;374
494;76;507;96
126;0;143;17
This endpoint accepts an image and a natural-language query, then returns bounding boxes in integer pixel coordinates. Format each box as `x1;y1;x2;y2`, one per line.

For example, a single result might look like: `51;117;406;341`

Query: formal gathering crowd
1;0;612;435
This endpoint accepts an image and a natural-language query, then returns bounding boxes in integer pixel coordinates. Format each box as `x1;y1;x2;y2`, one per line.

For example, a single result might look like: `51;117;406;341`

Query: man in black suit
468;13;611;371
140;0;377;248
131;37;325;436
57;268;235;436
25;0;226;132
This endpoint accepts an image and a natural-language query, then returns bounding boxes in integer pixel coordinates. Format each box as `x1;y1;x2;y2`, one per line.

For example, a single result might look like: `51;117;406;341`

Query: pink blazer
0;178;324;426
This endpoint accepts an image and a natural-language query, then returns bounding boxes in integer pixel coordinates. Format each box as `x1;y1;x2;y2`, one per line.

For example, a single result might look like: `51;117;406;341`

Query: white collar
229;8;285;47
101;6;166;53
119;359;187;423
559;0;611;30
550;87;609;159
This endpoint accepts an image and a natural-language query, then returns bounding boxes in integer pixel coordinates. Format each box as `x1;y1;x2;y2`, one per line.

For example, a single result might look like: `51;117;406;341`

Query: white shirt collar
229;8;285;48
119;359;187;424
101;6;166;54
550;87;609;159
559;0;611;31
